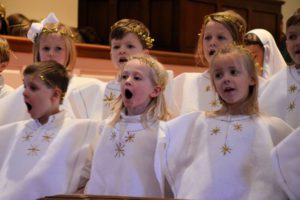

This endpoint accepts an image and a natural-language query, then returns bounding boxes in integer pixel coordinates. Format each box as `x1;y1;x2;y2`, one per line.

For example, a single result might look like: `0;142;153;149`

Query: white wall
282;0;300;32
1;0;78;27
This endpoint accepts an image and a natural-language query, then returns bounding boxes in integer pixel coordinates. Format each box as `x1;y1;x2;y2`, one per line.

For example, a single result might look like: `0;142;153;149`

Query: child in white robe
0;12;106;125
244;28;286;80
85;55;170;197
0;37;14;98
0;61;99;200
156;45;293;199
259;11;300;129
71;18;176;121
172;10;247;114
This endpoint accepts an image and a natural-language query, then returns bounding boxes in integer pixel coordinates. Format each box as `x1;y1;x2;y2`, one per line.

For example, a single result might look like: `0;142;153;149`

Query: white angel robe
85;113;162;197
247;29;286;79
173;71;271;115
0;76;104;125
0;111;99;200
272;126;300;200
0;75;14;99
156;111;293;200
259;65;300;128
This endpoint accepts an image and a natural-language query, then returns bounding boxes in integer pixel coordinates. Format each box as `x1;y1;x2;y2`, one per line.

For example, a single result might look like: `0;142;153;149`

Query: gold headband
42;27;74;38
204;14;245;34
111;21;155;49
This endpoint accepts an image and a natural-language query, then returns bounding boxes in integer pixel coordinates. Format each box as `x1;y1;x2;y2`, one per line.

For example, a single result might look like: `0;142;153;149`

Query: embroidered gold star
205;85;211;92
110;131;117;141
42;133;53;143
22;133;33;142
288;101;296;111
211;127;220;135
27;145;40;156
115;142;125;158
221;143;232;155
210;100;219;107
288;84;297;94
125;132;135;142
233;123;242;132
103;92;116;107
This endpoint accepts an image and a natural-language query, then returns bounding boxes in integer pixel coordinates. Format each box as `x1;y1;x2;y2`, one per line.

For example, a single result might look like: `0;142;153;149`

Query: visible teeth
125;89;133;99
25;102;32;111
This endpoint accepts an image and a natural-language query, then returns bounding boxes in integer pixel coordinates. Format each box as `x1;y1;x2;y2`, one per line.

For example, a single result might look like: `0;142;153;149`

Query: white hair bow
27;12;59;42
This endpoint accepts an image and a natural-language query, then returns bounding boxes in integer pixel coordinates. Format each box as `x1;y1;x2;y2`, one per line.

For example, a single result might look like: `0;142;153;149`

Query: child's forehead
124;59;151;72
111;32;140;43
286;24;300;32
24;74;44;84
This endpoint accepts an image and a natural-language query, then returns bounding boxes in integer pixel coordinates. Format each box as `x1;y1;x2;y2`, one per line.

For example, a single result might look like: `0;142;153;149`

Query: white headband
27;12;59;42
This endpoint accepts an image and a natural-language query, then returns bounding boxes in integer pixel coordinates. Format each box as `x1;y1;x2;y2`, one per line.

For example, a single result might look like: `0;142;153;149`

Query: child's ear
0;62;8;73
51;88;62;102
143;49;150;55
250;77;256;86
150;86;162;98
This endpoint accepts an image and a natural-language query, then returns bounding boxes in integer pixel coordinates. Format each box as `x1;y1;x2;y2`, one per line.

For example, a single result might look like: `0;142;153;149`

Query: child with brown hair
259;10;300;129
155;45;293;199
0;61;98;200
172;10;247;114
0;37;14;98
85;54;170;197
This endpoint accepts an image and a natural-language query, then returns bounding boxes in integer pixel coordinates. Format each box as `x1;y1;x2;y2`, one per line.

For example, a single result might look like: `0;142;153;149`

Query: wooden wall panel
78;0;284;53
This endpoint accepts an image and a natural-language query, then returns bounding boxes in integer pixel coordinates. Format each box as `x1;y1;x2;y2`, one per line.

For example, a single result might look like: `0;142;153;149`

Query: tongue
125;89;133;99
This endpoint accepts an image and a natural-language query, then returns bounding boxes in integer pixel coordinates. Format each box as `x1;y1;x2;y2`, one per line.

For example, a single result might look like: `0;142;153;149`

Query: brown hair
0;38;10;63
110;19;154;49
196;10;246;67
23;60;70;103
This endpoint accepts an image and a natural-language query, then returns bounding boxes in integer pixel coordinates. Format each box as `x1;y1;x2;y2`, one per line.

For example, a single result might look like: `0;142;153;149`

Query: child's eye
127;44;135;49
204;35;212;41
230;69;239;75
55;46;63;51
134;76;142;80
287;34;297;41
218;35;226;40
29;85;38;91
121;74;128;80
214;72;223;80
112;45;120;50
42;46;50;51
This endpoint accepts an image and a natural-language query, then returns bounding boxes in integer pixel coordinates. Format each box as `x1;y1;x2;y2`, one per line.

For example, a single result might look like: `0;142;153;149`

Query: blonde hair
109;54;170;127
0;38;10;63
196;10;246;67
110;19;154;49
209;44;259;115
33;22;76;72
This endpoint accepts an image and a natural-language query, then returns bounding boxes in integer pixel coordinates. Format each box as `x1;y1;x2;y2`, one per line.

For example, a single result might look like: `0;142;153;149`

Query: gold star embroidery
221;143;232;155
288;101;296;111
103;92;116;107
125;132;135;142
115;142;125;158
205;85;211;92
210;100;219;107
233;123;242;132
42;133;53;143
288;84;297;94
22;133;33;142
27;144;40;156
211;127;220;135
110;131;117;141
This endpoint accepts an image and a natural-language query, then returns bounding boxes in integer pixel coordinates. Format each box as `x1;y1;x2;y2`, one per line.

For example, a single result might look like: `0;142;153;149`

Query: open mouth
25;102;32;111
125;89;133;99
295;49;300;54
209;50;216;56
119;58;128;63
224;87;235;92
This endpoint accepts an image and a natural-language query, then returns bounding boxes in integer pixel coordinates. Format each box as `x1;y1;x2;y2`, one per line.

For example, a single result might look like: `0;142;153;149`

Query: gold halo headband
41;27;74;38
111;22;155;49
204;14;245;34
